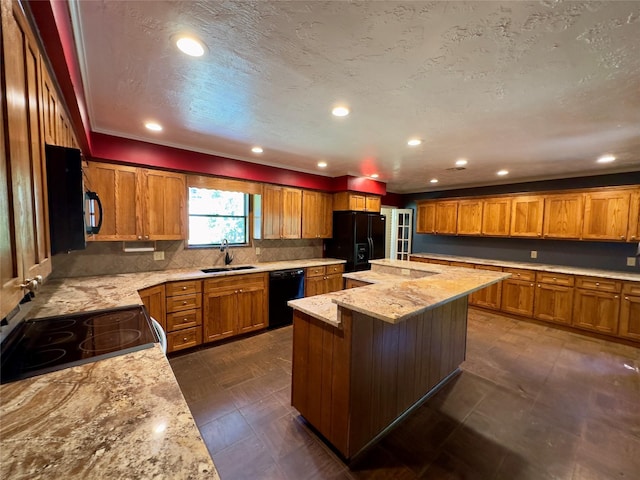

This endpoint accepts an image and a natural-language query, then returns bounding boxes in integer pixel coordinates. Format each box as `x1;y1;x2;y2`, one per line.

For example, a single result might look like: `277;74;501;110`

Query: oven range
0;305;158;384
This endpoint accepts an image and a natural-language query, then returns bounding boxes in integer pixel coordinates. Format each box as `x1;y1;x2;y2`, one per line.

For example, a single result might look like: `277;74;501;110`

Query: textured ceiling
70;1;640;193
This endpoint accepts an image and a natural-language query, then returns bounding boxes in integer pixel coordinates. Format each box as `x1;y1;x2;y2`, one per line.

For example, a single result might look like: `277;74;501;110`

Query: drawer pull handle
183;337;188;342
183;318;188;323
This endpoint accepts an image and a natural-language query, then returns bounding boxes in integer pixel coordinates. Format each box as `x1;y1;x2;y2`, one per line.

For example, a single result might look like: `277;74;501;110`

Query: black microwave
45;144;102;255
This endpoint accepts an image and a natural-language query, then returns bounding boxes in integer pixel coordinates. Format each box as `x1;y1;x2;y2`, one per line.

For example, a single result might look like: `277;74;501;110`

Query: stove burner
32;319;77;331
34;331;75;348
24;348;67;370
78;329;142;353
83;310;139;327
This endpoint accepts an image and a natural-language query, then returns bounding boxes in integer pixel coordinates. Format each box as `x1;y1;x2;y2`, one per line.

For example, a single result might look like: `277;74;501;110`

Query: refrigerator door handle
368;237;374;261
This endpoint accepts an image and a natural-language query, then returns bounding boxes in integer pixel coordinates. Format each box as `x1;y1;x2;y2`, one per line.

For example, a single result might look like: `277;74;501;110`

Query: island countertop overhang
288;259;511;325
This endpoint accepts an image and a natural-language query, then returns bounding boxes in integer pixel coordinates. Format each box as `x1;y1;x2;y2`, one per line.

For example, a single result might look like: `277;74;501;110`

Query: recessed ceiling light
317;161;327;168
455;158;468;166
407;139;422;147
597;155;616;163
332;106;350;117
145;122;162;132
370;173;379;179
175;36;206;57
430;178;439;184
251;146;263;154
497;169;509;176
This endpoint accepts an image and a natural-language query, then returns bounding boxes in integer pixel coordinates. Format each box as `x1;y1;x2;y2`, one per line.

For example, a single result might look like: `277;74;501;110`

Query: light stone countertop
0;345;218;480
289;259;511;325
0;258;344;479
409;253;640;282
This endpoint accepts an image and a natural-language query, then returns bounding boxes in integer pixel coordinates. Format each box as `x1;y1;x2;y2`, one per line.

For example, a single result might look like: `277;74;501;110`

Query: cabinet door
325;273;344;293
534;283;573;325
435;201;458;235
501;279;535;317
302;190;331;238
319;192;333;238
1;4;53;320
236;285;267;333
365;196;381;212
262;185;282;239
473;265;503;310
138;284;166;331
142;169;186;240
350;194;366;211
305;275;326;297
203;288;237;342
457;200;483;235
543;193;583;239
482;198;511;236
281;188;302;239
628;189;640;242
510;196;544;237
416;202;436;234
85;162;140;240
582;190;630;241
620;294;640;341
573;289;620;335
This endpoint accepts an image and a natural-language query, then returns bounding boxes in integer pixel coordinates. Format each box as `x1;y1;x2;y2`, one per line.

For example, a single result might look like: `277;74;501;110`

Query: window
188;187;249;246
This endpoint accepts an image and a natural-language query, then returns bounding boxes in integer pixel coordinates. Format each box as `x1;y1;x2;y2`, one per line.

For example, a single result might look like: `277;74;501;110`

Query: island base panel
291;297;468;459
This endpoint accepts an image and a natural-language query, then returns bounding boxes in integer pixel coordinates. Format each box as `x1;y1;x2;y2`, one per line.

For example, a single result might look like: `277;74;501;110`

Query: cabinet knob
239;289;243;293
182;286;187;290
621;236;625;239
596;282;600;286
137;235;142;240
183;337;188;342
183;318;188;323
537;284;541;287
632;236;637;240
537;233;541;237
530;283;534;287
625;296;629;300
614;295;619;299
182;301;187;305
552;277;556;280
145;235;149;239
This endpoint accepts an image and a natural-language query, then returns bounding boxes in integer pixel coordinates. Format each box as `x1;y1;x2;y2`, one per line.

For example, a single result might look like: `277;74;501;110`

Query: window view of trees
188;187;248;246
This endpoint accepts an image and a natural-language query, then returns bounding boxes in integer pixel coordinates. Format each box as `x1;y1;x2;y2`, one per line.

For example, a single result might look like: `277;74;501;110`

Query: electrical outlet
153;251;164;261
530;250;538;259
255;247;261;255
627;257;636;267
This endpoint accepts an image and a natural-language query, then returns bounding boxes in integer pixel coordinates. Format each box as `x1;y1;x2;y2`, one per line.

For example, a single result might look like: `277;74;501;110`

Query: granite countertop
289;259;510;326
24;258;345;320
0;258;344;479
409;253;640;282
0;345;218;479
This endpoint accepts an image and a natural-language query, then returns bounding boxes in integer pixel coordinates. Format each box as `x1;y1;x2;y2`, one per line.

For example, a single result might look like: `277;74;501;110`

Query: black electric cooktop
0;305;158;385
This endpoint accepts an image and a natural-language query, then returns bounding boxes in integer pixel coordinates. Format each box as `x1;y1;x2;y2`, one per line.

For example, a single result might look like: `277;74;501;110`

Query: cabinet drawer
204;273;267;292
166;280;201;296
536;272;575;286
503;268;536;282
166;309;202;332
450;262;474;268
427;259;450;265
623;282;640;296
575;276;622;293
167;327;202;353
166;293;202;312
306;266;326;277
326;264;344;275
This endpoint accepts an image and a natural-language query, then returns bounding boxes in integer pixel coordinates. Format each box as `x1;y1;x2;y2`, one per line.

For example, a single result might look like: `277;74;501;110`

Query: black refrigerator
325;211;386;272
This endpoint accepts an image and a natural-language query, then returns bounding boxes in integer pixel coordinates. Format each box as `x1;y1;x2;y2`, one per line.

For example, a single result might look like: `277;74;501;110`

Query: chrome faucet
220;238;234;265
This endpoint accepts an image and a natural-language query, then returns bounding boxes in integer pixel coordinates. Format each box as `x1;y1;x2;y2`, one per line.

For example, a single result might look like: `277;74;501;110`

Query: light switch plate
530;250;538;259
627;257;636;267
153;251;164;261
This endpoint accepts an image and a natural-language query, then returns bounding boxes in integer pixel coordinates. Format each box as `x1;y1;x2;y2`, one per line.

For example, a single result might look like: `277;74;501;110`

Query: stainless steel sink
201;266;256;274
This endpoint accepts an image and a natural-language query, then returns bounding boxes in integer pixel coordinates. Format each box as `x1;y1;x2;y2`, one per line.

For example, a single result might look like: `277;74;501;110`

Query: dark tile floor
169;309;640;480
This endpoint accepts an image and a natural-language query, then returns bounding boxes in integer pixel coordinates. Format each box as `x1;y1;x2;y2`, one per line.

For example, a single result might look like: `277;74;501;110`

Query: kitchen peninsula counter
0;258;343;479
288;259;509;460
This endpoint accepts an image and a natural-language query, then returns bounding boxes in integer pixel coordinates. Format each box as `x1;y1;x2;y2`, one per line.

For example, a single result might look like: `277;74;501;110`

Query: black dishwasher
268;269;305;329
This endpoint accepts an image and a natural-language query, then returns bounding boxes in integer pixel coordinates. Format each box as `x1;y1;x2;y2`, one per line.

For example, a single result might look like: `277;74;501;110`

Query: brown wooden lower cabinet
167;326;202;352
501;278;535;317
572;289;620;335
305;265;344;297
292;298;468;459
138;284;166;331
620;292;640;341
533;283;574;325
164;280;202;353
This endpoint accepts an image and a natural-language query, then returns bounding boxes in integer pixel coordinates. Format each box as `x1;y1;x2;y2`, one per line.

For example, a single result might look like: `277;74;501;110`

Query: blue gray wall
404;172;640;273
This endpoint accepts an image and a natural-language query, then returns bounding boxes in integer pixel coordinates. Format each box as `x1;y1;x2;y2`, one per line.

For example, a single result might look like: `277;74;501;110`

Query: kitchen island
288;259;510;460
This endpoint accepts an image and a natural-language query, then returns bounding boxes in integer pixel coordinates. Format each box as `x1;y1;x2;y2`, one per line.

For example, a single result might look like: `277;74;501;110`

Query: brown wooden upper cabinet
416;201;436;234
302;190;333;239
456;199;483;235
85;162;186;241
582;189;631;241
262;185;302;239
510;195;544;237
629;189;640;242
542;193;583;239
333;192;381;212
481;197;511;236
435;201;458;235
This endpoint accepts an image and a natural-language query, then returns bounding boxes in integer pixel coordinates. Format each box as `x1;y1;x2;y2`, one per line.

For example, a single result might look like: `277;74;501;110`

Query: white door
383;208;413;260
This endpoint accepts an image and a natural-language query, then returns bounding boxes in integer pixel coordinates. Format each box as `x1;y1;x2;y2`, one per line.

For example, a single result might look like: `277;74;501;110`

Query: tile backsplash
50;239;324;278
